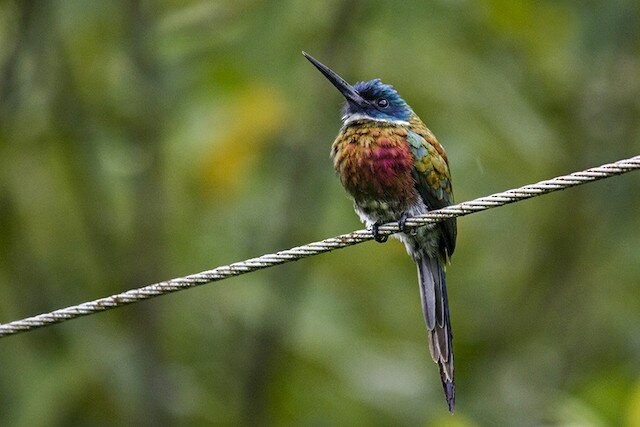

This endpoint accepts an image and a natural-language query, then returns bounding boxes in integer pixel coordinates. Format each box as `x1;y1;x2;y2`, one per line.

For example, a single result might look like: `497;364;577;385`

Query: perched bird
303;52;457;412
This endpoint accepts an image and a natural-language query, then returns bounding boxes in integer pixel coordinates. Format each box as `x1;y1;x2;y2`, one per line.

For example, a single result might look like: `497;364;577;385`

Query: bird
303;51;457;412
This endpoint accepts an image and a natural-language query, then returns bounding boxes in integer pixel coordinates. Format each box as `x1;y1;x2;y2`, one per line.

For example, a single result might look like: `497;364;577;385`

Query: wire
1;154;639;338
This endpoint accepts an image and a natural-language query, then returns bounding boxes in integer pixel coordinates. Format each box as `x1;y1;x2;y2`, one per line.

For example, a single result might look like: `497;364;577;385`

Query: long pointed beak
302;51;368;108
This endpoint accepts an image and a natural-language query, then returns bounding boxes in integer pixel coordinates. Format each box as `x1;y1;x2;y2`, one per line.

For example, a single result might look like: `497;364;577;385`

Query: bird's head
303;52;412;125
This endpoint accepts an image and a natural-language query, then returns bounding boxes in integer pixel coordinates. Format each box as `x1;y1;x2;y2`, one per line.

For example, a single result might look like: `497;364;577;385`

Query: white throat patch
341;113;410;127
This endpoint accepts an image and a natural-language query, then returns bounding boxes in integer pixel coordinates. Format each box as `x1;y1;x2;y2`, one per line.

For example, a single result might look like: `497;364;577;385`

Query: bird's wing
407;130;457;259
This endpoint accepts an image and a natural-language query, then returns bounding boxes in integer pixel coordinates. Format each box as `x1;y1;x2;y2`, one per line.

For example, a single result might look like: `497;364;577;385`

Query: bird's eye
376;98;389;108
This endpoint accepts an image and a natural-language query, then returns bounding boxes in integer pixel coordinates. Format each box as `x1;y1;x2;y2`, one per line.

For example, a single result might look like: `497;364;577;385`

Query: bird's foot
399;213;417;235
370;222;388;243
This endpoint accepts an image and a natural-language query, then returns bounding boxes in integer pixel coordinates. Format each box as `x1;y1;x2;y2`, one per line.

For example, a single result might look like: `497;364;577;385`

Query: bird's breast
331;124;418;207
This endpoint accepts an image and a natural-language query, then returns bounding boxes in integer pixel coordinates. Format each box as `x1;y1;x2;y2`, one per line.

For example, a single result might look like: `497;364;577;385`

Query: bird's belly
355;198;440;259
353;198;406;225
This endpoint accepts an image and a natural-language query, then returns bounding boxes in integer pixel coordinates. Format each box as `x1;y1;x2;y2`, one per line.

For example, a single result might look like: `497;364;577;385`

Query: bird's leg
371;221;388;243
399;212;418;235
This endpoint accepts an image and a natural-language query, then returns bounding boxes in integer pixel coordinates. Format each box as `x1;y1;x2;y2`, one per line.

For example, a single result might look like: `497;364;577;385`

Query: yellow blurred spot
626;380;640;427
430;413;479;427
200;84;287;199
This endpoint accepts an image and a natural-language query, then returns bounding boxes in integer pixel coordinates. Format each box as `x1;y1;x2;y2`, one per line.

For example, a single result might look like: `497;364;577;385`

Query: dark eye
376;98;389;108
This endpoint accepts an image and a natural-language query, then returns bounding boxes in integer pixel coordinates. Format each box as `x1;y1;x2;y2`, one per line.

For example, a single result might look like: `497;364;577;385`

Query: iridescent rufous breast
331;121;418;209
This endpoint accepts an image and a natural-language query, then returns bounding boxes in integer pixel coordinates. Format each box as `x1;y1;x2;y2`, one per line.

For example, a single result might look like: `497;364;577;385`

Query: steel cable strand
1;154;639;338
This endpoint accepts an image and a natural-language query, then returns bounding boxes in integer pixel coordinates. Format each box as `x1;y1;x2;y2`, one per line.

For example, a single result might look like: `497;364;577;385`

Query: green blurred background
1;1;639;425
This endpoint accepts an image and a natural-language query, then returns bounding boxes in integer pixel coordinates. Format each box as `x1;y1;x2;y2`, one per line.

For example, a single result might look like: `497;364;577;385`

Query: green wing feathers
407;130;457;259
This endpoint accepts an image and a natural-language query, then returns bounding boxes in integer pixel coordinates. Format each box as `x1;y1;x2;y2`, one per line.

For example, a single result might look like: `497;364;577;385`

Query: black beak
303;51;368;108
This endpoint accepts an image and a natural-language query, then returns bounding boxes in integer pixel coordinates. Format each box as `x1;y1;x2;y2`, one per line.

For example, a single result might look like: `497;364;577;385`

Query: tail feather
417;254;455;412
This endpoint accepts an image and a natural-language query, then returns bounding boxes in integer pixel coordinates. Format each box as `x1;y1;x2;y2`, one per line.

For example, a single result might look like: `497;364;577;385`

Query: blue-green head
303;52;412;125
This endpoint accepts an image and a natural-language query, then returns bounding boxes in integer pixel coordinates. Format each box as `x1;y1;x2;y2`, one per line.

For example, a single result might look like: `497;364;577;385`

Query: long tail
416;254;455;412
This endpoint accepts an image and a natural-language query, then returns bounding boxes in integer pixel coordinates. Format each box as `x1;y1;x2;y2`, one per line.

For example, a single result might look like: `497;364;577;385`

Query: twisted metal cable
1;154;639;338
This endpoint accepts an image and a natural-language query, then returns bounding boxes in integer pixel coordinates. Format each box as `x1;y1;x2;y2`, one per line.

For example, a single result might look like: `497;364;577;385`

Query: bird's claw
399;213;417;235
371;222;388;243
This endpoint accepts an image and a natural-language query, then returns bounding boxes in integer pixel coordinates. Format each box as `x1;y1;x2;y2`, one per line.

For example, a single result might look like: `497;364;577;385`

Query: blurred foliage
1;0;639;425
